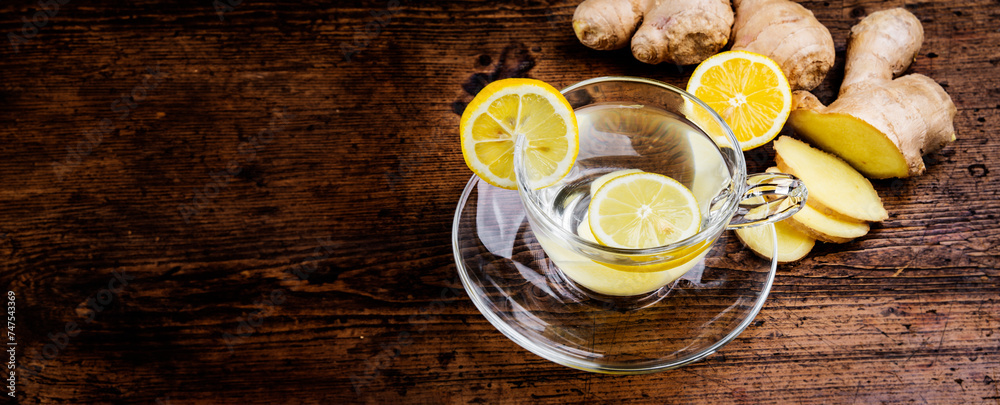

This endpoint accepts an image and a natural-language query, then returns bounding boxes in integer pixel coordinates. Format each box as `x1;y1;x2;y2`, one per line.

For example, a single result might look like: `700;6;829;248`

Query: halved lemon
459;78;578;189
588;172;701;249
686;50;792;151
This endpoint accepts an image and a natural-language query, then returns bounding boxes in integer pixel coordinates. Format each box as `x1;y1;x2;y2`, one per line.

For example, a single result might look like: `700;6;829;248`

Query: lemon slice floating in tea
686;50;792;151
459;78;579;189
588;172;701;249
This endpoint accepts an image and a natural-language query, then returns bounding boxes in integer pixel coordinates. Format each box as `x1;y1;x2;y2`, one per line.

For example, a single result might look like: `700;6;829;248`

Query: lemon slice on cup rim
686;50;792;151
459;78;579;190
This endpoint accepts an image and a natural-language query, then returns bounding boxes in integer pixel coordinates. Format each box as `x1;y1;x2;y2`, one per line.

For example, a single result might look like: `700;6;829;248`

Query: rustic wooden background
0;0;997;403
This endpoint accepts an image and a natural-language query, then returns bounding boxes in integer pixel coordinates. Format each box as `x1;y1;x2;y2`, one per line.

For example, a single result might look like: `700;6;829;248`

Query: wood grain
0;0;997;403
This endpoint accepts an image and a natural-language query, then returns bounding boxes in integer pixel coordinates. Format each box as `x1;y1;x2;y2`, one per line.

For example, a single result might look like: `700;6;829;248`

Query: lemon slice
734;221;815;264
588;172;701;249
589;169;643;196
459;78;579;189
686;50;792;151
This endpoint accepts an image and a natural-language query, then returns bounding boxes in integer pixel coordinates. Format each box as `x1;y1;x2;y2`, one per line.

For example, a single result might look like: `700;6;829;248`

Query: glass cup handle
726;172;808;229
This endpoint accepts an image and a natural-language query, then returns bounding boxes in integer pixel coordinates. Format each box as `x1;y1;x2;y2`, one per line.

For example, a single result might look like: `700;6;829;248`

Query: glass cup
513;76;807;297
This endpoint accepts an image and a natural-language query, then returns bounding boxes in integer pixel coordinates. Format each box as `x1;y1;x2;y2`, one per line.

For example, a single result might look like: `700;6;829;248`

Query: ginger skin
730;0;835;91
572;0;648;51
789;8;957;178
572;0;734;65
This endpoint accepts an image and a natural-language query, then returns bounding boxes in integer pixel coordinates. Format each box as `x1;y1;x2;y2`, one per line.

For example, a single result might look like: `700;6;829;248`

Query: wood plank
0;0;997;402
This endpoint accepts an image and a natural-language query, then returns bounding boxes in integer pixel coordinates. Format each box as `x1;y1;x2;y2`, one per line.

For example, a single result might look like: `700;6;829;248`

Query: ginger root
572;0;734;65
571;0;646;51
730;0;835;91
788;8;957;178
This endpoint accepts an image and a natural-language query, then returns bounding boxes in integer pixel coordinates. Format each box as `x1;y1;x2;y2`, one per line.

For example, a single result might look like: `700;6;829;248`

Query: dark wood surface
1;0;998;403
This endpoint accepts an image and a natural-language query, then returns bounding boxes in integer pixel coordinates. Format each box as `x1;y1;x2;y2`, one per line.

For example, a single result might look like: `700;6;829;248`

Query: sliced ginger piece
773;136;888;222
785;203;870;243
764;166;869;243
735;221;814;263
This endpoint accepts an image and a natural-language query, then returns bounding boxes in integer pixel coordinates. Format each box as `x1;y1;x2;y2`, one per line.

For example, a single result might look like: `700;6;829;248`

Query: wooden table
1;0;997;403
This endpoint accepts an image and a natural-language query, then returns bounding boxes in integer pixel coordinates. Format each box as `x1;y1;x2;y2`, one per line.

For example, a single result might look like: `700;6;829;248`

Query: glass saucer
452;176;779;374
